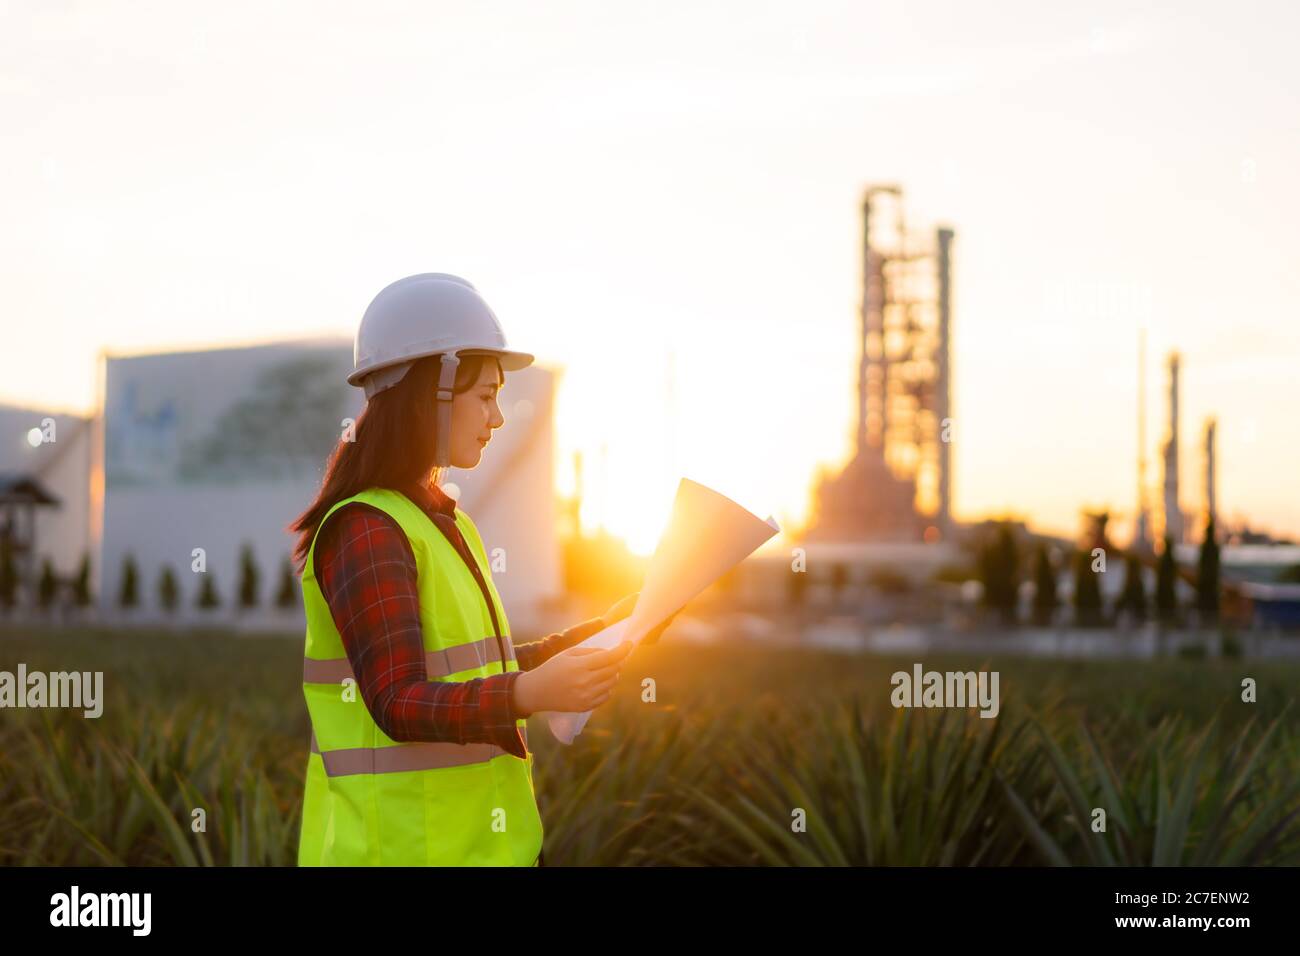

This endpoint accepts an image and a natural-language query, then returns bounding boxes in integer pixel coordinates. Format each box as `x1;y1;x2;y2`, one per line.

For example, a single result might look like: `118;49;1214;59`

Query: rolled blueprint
540;477;781;744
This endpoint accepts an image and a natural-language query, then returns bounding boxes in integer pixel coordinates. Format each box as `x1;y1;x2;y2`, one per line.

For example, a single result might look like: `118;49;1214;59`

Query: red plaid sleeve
314;504;526;759
513;616;608;671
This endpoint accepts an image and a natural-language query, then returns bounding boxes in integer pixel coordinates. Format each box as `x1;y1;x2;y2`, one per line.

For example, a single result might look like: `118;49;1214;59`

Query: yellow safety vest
297;487;543;866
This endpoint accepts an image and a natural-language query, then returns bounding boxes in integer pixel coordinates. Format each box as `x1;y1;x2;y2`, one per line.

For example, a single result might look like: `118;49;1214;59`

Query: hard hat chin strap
433;353;460;469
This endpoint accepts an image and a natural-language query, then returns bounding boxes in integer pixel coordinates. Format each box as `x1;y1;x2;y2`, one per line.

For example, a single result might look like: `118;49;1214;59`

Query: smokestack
1162;351;1182;545
1204;417;1217;530
1134;329;1150;552
936;226;954;535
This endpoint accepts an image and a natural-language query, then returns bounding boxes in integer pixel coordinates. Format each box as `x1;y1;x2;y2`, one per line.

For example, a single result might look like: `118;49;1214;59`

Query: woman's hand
601;592;640;626
602;591;681;646
511;640;633;716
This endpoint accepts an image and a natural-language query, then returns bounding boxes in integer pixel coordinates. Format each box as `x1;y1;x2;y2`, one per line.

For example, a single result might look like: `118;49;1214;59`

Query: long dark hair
288;352;499;574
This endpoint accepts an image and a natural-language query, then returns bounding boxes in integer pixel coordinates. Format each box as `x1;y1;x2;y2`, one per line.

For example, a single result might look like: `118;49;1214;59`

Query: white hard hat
350;273;534;469
349;273;533;400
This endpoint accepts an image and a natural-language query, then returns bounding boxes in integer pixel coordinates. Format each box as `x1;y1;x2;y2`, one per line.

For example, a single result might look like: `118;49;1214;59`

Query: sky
3;0;1298;553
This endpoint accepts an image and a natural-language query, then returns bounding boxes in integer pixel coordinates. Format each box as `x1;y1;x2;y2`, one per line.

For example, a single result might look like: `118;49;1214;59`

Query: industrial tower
1133;329;1152;554
805;185;955;542
1203;416;1217;531
1161;351;1184;546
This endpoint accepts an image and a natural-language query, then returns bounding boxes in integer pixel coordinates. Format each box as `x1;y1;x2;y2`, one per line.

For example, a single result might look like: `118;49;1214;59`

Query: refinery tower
805;186;954;543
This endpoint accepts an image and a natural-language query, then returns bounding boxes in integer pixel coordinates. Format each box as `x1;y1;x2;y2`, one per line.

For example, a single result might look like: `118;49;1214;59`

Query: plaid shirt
313;481;606;760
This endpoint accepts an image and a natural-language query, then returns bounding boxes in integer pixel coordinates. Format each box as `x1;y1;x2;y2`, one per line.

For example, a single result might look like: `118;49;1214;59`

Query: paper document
540;478;781;745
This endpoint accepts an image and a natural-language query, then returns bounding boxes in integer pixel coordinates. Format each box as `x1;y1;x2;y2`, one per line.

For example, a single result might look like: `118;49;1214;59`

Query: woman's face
446;357;505;469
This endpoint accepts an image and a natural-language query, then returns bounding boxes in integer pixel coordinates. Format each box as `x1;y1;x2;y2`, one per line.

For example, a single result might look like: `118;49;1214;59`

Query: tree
787;564;808;607
118;553;139;610
1087;510;1112;552
1155;535;1178;626
1115;553;1147;623
37;559;59;612
238;543;260;611
1030;544;1058;626
0;536;17;613
978;524;1020;624
275;557;298;610
1196;516;1220;625
196;573;220;611
1072;548;1103;627
158;566;179;614
71;553;92;608
868;567;911;595
828;562;849;603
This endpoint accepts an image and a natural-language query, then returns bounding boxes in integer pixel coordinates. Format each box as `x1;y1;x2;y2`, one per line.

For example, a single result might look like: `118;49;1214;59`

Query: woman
289;273;672;866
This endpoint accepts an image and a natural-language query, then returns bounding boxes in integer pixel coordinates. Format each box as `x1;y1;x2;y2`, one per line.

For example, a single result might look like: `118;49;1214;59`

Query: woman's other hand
601;592;640;626
602;591;681;646
511;640;633;716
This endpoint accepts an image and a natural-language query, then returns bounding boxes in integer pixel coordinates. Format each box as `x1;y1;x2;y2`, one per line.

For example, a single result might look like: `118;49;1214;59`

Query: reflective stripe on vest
309;724;530;776
303;634;518;684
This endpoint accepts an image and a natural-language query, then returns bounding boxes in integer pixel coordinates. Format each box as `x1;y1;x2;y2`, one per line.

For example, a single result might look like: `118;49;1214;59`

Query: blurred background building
2;339;564;633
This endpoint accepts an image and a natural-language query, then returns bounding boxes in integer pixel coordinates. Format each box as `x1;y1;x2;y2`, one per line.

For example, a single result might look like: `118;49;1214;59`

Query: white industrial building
0;338;564;635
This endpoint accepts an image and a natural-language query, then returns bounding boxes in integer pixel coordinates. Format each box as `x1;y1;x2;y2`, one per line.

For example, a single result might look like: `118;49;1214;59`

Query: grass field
3;627;1299;865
